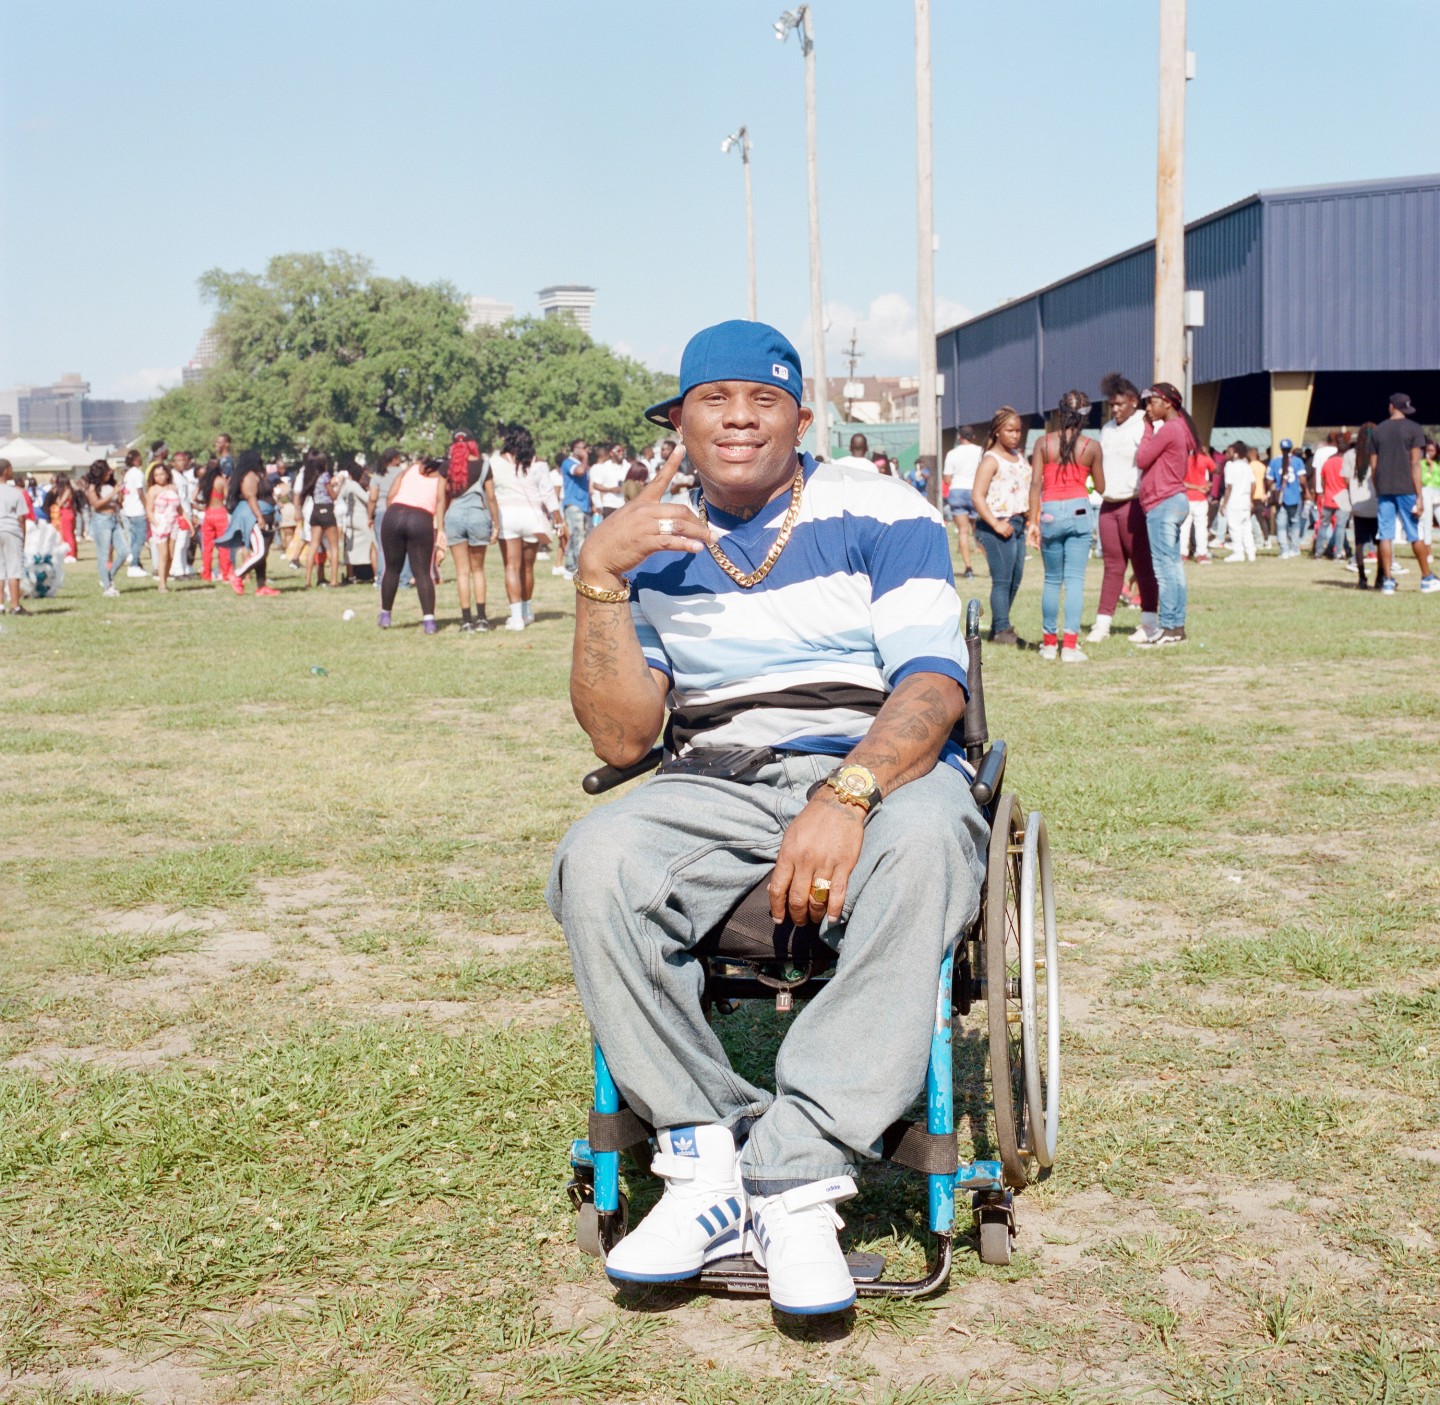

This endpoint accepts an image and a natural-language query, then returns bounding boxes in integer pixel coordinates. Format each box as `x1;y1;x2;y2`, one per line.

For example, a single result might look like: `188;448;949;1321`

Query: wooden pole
800;7;830;459
1154;0;1186;387
915;0;938;503
742;133;757;321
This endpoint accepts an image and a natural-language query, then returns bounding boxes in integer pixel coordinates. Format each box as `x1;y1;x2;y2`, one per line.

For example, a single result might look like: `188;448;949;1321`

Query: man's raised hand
577;441;715;584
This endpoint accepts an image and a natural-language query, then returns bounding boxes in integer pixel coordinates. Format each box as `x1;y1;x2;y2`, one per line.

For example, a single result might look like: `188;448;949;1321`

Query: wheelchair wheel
1020;811;1059;1170
576;1194;629;1259
984;793;1032;1190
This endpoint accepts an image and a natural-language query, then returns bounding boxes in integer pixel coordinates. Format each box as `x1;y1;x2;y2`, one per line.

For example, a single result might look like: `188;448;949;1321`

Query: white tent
0;437;68;470
0;437;116;471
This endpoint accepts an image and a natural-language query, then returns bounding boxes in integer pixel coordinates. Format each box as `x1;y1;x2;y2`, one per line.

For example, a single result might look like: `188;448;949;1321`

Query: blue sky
2;0;1436;400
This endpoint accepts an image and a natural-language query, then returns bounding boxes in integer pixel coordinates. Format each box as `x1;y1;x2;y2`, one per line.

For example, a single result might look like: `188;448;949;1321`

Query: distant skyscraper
193;327;221;368
0;373;149;445
537;285;596;334
464;296;516;331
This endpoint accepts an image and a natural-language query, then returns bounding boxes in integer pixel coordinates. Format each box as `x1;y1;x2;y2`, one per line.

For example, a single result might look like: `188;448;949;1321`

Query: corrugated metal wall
939;176;1440;432
1038;250;1155;412
1189;200;1263;383
940;299;1040;427
1262;178;1440;372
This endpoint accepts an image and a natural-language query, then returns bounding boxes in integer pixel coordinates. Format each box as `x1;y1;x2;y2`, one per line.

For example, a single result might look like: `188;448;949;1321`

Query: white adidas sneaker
604;1125;748;1284
750;1175;858;1315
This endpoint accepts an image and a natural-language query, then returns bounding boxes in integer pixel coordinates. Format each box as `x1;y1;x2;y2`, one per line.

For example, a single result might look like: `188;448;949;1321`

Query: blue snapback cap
644;320;804;428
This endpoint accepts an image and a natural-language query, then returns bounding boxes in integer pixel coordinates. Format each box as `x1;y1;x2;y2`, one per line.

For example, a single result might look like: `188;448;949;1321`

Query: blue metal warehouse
937;173;1440;447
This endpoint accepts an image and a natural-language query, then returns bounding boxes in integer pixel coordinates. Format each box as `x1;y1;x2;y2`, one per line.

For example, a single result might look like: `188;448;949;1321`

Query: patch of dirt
6;1031;194;1073
9;1346;216;1404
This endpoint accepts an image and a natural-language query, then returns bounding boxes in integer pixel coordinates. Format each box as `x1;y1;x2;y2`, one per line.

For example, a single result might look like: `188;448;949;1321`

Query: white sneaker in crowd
1039;642;1059;661
750;1176;858;1316
503;616;526;631
551;565;570;577
1061;645;1088;663
1087;615;1112;642
126;566;149;578
102;585;120;598
1131;625;1164;646
604;1126;747;1284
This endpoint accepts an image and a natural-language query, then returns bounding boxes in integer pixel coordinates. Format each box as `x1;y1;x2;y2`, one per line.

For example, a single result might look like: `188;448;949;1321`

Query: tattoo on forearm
578;604;622;682
851;678;964;794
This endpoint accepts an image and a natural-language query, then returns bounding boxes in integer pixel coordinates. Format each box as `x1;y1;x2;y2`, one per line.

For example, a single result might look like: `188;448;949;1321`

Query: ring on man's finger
808;878;832;907
657;518;676;536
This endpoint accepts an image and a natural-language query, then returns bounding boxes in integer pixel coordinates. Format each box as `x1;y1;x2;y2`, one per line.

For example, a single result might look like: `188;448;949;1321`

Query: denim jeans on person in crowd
563;504;588;574
93;513;125;587
974;515;1026;635
1276;501;1304;555
548;752;986;1195
1038;496;1093;638
1145;491;1189;629
1315;507;1351;559
124;513;147;566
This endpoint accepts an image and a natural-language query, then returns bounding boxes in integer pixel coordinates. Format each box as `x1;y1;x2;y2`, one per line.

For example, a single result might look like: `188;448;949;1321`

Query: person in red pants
49;475;79;560
197;458;234;582
1092;372;1160;642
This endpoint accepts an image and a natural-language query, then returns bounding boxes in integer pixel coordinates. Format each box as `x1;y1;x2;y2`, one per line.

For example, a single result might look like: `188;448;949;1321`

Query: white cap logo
771;363;790;382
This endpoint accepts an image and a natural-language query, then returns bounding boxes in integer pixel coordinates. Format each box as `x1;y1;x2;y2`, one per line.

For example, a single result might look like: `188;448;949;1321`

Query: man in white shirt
830;432;878;475
589;443;628;520
122;447;155;577
942;427;982;580
1221;442;1257;562
171;450;198;577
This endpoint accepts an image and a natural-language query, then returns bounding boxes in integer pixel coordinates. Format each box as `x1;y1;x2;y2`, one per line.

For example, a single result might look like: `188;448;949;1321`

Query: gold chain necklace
697;466;806;589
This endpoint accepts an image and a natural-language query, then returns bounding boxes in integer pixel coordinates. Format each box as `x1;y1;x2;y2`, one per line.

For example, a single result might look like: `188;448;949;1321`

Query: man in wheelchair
547;320;987;1316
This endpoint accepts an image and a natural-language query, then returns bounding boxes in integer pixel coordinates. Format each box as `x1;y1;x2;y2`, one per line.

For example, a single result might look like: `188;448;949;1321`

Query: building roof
938;173;1440;427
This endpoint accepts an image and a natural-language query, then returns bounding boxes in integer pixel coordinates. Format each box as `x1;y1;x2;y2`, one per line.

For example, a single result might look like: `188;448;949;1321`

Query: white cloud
801;292;973;375
106;367;183;400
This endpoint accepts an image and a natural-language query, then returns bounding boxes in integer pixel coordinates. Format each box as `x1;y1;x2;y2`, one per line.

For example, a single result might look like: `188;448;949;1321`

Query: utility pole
775;6;830;459
721;127;758;319
914;0;939;504
843;328;863;419
1153;0;1187;387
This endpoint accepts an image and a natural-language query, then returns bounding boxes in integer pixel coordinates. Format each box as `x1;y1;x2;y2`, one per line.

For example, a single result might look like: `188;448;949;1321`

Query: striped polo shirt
629;455;968;763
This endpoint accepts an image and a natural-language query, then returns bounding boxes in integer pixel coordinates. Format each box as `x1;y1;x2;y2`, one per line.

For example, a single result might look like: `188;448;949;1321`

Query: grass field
2;540;1438;1405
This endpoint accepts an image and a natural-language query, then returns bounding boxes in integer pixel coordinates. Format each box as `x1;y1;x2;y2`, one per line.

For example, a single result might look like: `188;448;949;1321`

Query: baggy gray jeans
547;753;987;1195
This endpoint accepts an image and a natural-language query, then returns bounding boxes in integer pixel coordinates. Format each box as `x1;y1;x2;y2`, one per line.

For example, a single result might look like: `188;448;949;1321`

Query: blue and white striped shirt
629;455;967;759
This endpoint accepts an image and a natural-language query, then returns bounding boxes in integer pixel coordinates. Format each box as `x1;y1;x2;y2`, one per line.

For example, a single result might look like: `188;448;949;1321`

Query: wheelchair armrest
970;740;1007;807
582;747;664;795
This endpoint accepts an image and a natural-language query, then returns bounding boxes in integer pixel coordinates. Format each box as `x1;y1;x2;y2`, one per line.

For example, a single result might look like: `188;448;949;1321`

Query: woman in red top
1134;381;1200;646
1026;390;1105;662
197;458;234;582
49;475;79;561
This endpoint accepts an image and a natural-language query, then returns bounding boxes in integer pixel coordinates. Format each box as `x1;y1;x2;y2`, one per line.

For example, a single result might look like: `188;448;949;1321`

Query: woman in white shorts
490;423;566;631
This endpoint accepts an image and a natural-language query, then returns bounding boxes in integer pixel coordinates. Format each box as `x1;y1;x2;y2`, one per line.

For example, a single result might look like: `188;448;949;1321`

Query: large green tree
143;252;676;463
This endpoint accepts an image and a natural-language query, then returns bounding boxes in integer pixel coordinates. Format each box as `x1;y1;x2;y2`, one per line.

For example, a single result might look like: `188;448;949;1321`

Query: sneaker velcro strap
587;1106;653;1153
778;1175;857;1213
649;1152;700;1181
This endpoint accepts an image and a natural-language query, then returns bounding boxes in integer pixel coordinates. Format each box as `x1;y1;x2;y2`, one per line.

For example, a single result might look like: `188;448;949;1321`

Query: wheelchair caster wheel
978;1214;1012;1266
576;1195;628;1259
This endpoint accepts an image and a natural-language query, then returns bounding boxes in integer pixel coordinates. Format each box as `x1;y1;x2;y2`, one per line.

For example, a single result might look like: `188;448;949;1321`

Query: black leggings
380;505;436;614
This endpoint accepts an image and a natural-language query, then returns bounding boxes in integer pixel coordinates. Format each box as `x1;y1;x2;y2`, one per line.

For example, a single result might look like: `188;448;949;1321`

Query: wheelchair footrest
699;1251;886;1295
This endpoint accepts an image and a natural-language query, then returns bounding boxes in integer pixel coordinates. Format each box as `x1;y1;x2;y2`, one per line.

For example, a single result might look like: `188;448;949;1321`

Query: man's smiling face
672;380;813;511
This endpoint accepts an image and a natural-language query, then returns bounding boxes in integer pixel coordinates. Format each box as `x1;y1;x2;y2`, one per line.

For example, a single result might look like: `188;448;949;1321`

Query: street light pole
914;0;938;504
722;127;758;319
1153;0;1187;386
776;6;830;459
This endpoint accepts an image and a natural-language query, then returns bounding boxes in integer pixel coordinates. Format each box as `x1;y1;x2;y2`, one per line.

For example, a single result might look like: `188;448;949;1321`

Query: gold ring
808;878;832;906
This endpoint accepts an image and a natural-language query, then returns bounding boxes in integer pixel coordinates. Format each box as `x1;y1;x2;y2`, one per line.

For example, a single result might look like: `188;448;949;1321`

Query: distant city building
538;285;596;334
803;375;920;425
0;414;12;437
183;326;222;386
0;373;149;445
464;296;516;331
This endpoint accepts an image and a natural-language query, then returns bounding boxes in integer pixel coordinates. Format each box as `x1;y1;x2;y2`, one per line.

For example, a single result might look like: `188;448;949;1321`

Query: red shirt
1319;457;1345;509
1183;452;1214;502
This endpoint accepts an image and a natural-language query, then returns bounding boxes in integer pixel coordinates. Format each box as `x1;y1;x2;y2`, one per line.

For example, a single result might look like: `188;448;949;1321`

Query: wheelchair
564;599;1059;1296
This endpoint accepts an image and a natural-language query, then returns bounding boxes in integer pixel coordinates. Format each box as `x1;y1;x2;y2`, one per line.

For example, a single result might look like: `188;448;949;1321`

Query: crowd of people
4;388;1436;631
939;383;1440;657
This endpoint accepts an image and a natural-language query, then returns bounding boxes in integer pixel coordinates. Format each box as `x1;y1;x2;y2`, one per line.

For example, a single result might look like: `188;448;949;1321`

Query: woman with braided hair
1027;390;1105;662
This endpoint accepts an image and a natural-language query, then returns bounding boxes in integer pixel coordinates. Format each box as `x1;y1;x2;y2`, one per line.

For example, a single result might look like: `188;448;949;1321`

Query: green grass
0;541;1437;1403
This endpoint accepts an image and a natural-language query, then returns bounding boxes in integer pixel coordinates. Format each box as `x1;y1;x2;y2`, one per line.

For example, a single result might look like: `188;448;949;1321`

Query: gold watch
822;764;883;816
